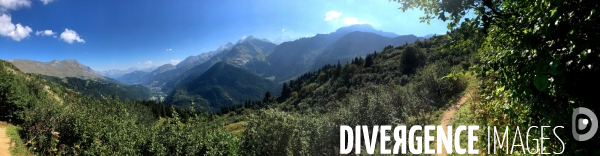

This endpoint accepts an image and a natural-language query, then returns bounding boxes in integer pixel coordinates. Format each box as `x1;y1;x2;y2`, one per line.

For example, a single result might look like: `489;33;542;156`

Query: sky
0;0;449;71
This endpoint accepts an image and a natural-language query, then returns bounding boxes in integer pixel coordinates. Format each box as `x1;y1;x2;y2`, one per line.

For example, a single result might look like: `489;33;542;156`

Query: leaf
534;75;549;91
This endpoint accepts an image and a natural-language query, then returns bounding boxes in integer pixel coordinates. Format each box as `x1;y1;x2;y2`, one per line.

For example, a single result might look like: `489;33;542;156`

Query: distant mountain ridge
142;24;418;93
8;59;105;80
116;71;148;85
307;31;420;73
333;24;399;38
263;24;420;82
96;66;157;78
141;64;176;87
159;36;278;93
116;42;237;86
176;42;234;70
121;24;407;87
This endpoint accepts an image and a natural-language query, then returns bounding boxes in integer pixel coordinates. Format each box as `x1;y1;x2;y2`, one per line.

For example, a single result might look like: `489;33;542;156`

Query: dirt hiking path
436;90;473;156
0;125;11;156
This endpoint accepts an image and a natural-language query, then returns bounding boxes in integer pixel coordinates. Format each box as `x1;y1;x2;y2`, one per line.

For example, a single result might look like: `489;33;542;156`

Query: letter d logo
572;107;598;141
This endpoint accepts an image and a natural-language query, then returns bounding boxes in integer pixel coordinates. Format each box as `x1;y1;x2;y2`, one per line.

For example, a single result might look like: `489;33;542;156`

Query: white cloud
166;48;172;51
0;0;31;11
170;59;180;65
60;28;85;44
342;17;371;25
0;1;34;41
0;14;32;41
144;61;153;65
281;28;285;32
39;0;53;5
35;29;56;37
324;11;342;21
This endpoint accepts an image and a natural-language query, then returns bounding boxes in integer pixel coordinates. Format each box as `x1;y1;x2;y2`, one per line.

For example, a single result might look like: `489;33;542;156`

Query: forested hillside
39;75;152;100
165;62;280;112
0;59;234;155
230;36;473;155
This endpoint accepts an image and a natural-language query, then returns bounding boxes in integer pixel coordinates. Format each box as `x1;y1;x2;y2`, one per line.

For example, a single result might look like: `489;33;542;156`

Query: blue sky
0;0;448;71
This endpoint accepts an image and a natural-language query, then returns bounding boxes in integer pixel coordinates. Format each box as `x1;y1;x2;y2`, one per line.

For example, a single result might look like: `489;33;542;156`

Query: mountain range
158;35;278;93
263;31;419;82
137;24;422;94
7;24;424;109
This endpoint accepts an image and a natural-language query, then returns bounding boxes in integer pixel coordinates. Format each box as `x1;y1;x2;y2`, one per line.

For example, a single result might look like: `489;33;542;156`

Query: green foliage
4;124;31;155
241;109;337;155
399;45;426;75
1;60;240;155
0;61;52;124
394;0;600;153
148;109;240;155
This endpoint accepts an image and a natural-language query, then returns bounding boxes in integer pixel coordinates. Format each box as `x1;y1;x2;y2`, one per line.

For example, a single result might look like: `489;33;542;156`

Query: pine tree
263;91;271;104
336;61;342;78
364;54;373;67
280;82;292;100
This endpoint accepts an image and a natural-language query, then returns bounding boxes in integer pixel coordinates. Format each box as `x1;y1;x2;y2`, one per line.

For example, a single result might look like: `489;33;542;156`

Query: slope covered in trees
39;75;152;100
165;62;280;111
0;59;236;155
233;36;473;155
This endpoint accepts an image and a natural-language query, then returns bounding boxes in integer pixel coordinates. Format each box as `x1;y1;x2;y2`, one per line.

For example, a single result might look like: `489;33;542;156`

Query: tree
364;54;374;67
399;45;425;75
391;0;599;106
263;91;271;104
335;61;342;78
279;83;292;101
392;0;599;153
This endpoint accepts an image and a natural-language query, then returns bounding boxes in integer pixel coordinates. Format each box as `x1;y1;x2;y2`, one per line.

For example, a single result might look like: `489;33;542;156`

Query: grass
448;73;486;155
6;125;31;156
449;99;482;155
0;122;32;156
223;121;247;135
